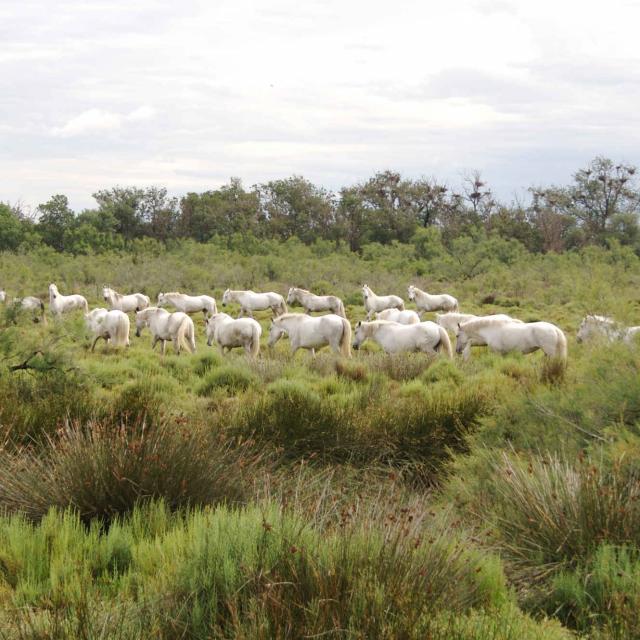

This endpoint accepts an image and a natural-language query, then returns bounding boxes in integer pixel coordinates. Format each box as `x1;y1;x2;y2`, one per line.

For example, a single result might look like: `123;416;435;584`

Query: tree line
2;157;639;255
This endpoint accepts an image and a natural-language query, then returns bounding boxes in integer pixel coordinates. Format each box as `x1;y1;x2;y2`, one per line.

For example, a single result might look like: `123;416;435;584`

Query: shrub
197;365;257;395
0;420;267;522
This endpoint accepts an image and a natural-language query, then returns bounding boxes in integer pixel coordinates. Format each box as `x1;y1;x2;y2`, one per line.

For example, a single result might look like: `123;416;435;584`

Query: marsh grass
0;420;267;522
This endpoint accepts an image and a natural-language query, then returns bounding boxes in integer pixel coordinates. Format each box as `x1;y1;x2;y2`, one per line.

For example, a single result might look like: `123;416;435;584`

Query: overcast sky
2;0;640;212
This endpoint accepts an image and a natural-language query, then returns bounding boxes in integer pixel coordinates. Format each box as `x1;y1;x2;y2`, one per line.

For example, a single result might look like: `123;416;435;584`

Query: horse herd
1;282;638;364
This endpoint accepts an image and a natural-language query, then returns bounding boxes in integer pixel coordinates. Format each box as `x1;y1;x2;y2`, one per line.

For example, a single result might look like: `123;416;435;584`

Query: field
1;236;640;639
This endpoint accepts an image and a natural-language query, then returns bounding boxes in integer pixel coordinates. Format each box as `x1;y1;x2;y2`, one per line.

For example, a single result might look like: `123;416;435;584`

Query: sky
2;0;640;212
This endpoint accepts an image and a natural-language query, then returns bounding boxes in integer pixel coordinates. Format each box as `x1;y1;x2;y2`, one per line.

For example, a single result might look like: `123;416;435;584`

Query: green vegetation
2;173;640;637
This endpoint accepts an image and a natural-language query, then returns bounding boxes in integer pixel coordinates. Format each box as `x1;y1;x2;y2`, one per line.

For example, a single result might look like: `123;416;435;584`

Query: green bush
0;420;267;522
197;365;257;395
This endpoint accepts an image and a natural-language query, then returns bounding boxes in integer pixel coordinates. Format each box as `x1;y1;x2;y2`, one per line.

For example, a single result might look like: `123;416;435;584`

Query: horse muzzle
352;343;359;350
135;328;141;337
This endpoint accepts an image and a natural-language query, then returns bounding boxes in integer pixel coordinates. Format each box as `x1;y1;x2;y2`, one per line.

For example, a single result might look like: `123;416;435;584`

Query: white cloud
51;106;156;137
1;0;640;209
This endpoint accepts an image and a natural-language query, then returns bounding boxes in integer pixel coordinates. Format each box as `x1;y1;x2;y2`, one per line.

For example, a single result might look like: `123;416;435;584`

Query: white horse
268;313;351;357
103;286;150;313
576;315;640;345
85;308;130;351
362;284;404;320
222;289;287;318
436;312;522;334
1;290;46;321
456;316;567;362
135;307;196;355
352;320;452;357
407;285;458;316
157;291;217;317
375;308;420;325
286;287;346;318
205;312;262;358
49;283;89;317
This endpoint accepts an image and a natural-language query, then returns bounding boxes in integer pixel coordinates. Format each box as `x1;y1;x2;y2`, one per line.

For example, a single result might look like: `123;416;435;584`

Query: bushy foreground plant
0;420;267;522
0;498;572;640
233;377;491;480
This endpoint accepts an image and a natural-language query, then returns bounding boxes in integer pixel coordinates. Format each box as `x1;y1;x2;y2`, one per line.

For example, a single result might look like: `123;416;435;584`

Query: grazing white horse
286;287;346;318
407;285;458;316
436;312;522;334
103;286;150;313
222;289;287;318
576;315;640;345
157;291;217;316
352;320;452;358
205;312;262;358
362;284;404;320
85;308;130;351
375;308;420;325
268;313;351;357
49;283;89;317
456;316;567;363
1;290;46;321
135;307;196;355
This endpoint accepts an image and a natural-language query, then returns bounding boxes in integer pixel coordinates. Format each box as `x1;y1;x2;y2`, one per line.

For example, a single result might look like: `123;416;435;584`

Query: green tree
36;195;75;252
534;157;640;245
256;176;336;243
178;178;260;241
0;203;30;251
93;187;145;241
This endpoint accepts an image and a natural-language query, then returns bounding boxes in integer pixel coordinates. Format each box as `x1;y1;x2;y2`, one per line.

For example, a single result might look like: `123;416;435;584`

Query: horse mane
460;316;513;332
275;313;308;322
294;287;310;294
585;314;614;324
161;291;182;297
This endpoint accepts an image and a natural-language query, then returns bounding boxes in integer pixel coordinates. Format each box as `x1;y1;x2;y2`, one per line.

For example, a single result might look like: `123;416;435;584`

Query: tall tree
256;176;335;243
534;157;639;244
36;195;75;251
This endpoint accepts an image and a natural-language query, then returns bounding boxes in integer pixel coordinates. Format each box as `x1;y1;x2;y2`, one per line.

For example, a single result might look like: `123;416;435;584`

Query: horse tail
113;313;130;347
335;298;346;318
39;300;47;325
339;317;352;358
279;298;288;315
437;326;453;359
176;316;196;354
452;298;459;312
555;328;568;364
250;323;261;358
142;295;151;309
82;297;89;314
398;299;405;311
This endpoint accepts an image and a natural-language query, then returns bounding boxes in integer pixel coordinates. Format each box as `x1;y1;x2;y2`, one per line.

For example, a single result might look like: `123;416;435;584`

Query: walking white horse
85;308;130;351
375;308;420;325
205;312;262;358
103;286;150;313
287;287;346;318
135;307;196;355
456;316;567;363
353;320;453;357
576;315;640;345
407;285;458;316
222;289;287;318
157;291;217;316
362;284;404;320
436;312;522;334
268;313;351;357
49;283;89;317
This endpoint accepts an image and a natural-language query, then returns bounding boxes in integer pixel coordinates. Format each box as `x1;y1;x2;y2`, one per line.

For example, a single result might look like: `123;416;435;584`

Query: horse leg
160;340;166;356
305;307;311;315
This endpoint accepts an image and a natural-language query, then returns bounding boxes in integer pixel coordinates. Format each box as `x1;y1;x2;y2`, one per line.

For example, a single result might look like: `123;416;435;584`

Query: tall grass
0;420;267;522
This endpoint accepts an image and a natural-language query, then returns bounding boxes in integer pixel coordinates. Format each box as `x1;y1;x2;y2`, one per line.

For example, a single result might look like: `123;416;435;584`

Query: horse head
407;285;416;301
455;326;469;354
